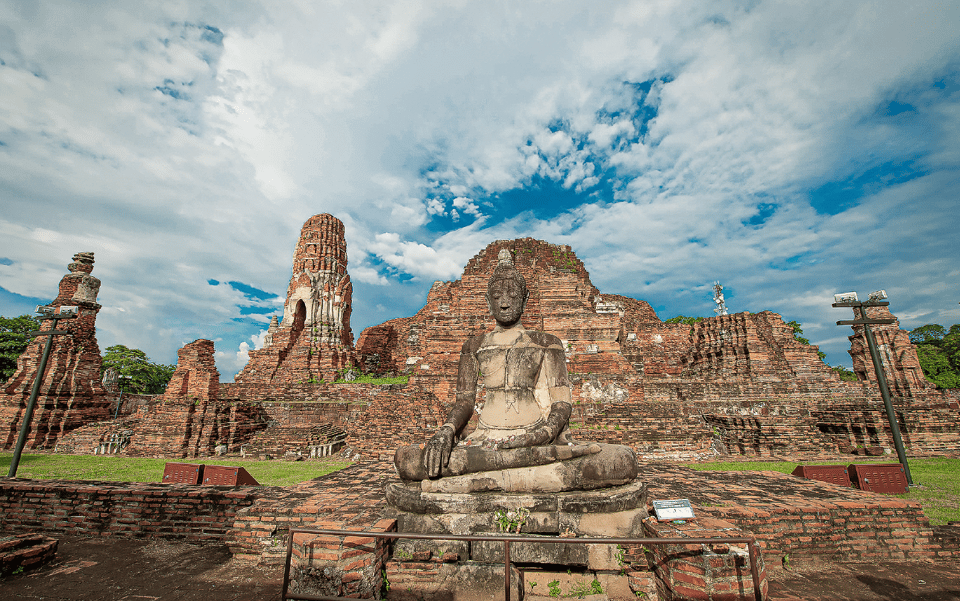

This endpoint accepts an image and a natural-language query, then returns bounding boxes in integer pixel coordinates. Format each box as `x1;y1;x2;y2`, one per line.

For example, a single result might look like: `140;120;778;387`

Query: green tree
912;323;960;389
101;345;176;394
831;365;858;382
916;344;960;389
786;320;827;360
942;324;960;361
664;315;705;325
0;314;42;382
909;324;947;345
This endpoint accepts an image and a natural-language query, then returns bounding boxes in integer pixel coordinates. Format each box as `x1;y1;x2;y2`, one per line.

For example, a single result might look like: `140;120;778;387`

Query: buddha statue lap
394;249;638;494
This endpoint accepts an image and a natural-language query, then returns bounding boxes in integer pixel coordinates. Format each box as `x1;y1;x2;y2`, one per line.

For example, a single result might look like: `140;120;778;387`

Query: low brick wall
0;478;262;542
643;516;768;601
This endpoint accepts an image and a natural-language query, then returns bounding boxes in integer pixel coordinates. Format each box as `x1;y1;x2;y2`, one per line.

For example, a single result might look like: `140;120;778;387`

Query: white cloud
451;197;480;216
0;0;957;378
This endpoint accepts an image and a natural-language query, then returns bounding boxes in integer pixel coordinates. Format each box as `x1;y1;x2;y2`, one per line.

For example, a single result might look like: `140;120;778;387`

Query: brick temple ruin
3;216;959;597
3;214;959;462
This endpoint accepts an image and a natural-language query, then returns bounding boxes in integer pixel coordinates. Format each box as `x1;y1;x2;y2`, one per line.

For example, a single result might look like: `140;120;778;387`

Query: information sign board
652;499;695;521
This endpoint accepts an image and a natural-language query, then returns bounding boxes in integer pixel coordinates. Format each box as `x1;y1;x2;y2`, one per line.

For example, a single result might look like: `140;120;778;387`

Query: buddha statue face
487;275;526;326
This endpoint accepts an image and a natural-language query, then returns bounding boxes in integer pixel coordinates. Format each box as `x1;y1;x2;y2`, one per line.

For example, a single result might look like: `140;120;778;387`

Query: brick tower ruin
235;214;357;384
0;252;112;449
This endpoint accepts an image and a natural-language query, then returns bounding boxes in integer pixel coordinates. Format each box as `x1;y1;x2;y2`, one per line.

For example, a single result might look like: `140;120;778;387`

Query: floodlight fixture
833;292;858;304
35;305;55;316
868;290;887;302
58;306;79;316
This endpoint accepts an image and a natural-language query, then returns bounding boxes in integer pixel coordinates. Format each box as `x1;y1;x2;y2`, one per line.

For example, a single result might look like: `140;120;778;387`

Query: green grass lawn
686;457;960;525
0;452;351;487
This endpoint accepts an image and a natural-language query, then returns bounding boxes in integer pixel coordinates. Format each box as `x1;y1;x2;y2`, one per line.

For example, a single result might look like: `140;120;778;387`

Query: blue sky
1;1;958;380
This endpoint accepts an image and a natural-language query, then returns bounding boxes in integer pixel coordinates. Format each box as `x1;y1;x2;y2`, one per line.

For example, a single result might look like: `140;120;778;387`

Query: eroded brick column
0;252;111;449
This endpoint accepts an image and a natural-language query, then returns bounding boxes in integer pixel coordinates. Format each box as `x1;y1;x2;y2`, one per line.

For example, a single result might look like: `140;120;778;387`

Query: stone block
472;538;589;566
386;560;523;601
394;537;469;562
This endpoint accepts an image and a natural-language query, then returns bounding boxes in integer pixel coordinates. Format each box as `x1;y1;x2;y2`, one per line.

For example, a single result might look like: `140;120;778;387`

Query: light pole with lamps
832;290;913;485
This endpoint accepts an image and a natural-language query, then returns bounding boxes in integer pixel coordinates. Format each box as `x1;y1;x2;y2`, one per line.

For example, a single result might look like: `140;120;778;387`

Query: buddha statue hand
424;424;456;477
498;401;572;450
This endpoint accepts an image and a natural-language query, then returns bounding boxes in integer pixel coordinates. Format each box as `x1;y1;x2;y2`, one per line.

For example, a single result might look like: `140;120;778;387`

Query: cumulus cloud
368;232;464;282
0;0;958;379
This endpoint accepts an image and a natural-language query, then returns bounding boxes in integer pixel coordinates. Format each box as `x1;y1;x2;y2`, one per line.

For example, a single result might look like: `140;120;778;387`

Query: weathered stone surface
387;479;648;565
385;560;524;601
1;252;112;450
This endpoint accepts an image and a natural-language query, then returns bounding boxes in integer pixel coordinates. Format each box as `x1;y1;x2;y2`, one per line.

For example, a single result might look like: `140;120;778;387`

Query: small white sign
652;499;695;521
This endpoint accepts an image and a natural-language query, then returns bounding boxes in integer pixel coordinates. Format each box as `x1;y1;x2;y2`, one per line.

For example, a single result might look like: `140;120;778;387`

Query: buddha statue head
486;249;528;326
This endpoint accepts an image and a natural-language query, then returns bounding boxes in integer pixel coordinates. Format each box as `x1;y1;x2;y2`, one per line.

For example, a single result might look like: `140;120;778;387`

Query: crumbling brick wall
163;339;219;402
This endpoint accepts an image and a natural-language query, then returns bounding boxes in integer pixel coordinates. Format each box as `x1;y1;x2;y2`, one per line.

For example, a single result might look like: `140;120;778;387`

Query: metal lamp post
832;291;913;485
7;305;78;478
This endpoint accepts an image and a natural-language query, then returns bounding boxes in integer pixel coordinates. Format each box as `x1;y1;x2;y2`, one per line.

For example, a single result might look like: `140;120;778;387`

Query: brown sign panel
791;464;852;487
202;465;260;486
162;463;204;485
848;463;908;494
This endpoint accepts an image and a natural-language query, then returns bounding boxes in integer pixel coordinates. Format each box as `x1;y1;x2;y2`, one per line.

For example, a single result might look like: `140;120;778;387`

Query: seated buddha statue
394;249;638;494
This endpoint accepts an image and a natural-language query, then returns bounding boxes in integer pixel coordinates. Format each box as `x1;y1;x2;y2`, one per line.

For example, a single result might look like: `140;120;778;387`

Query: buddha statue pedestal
386;478;648;570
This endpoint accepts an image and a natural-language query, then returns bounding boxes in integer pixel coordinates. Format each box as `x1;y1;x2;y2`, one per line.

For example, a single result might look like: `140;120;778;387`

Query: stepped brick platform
0;533;58;577
638;463;957;562
227;461;395;564
2;459;957;598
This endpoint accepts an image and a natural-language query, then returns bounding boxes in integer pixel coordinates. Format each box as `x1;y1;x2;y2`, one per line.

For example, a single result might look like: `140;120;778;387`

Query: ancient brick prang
356;238;650;408
1;252;112;450
236;214;357;384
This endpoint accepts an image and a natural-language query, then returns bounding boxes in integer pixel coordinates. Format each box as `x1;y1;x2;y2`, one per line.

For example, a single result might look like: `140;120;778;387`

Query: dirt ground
3;535;960;601
1;535;283;601
766;555;960;601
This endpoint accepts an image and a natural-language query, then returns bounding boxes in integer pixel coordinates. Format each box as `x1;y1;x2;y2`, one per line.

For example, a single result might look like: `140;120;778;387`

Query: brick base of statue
385;478;648;598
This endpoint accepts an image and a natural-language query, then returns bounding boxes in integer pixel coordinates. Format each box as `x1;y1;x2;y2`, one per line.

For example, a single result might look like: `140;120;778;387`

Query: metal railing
281;527;763;601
